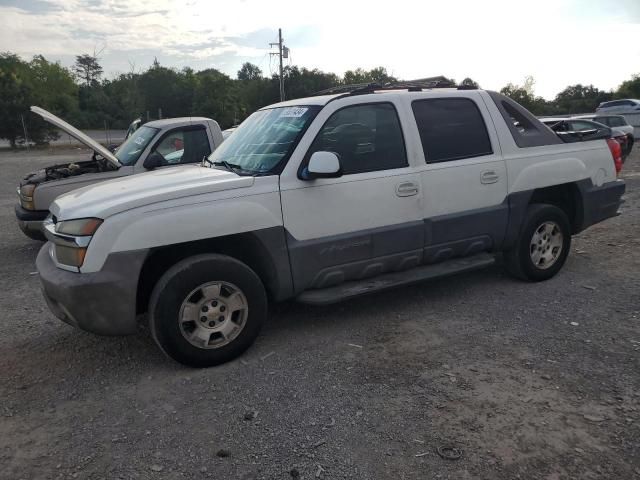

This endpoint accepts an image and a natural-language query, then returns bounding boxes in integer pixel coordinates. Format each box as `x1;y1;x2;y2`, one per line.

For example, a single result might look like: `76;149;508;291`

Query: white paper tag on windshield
279;107;308;118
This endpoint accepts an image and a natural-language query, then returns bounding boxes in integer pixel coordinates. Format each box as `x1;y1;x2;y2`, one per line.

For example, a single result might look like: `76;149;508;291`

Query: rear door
279;99;424;292
410;94;508;263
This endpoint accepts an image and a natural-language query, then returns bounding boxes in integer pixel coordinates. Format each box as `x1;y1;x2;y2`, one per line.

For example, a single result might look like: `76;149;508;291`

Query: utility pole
20;114;30;152
270;28;286;101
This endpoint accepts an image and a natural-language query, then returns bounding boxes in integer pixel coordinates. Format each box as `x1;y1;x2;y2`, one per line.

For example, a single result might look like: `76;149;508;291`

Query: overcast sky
1;0;639;99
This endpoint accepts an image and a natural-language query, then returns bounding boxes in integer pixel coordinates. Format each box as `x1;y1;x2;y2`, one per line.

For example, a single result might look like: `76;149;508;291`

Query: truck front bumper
15;205;48;241
36;243;148;336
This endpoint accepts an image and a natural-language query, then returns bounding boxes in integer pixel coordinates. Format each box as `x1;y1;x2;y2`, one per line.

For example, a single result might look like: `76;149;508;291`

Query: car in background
222;127;237;139
572;114;634;155
107;117;142;152
540;117;630;159
15;107;224;240
596;99;640;114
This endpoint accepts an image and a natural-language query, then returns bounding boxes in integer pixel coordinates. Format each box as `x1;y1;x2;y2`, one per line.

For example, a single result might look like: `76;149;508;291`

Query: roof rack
314;78;467;96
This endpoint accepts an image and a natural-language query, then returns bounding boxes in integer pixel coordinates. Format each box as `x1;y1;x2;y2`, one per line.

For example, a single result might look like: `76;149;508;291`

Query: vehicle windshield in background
206;106;320;174
115;126;159;166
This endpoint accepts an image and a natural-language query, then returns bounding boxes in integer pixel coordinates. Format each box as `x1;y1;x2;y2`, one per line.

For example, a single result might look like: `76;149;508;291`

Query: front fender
81;180;283;273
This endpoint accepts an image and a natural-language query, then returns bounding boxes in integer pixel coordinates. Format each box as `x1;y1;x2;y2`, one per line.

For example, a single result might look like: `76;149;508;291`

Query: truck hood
31;106;121;168
50;165;254;220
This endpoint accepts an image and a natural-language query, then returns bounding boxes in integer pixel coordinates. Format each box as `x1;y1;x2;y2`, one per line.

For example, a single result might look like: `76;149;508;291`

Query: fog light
55;245;87;267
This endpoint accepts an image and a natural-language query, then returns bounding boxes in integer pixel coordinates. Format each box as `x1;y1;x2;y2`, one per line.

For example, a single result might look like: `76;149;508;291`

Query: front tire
504;204;571;282
148;254;267;367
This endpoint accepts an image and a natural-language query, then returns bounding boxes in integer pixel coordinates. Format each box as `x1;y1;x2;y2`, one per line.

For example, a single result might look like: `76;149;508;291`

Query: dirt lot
1;147;638;480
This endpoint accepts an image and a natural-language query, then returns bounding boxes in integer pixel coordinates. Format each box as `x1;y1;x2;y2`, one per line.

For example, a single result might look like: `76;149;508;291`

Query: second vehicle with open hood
15;107;224;240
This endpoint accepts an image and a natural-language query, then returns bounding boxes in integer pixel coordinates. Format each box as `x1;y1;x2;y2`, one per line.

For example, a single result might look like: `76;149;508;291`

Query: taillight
606;138;623;174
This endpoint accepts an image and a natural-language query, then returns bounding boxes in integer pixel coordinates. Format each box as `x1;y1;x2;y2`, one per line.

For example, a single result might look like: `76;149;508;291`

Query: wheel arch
528;182;583;233
136;228;293;314
504;181;585;250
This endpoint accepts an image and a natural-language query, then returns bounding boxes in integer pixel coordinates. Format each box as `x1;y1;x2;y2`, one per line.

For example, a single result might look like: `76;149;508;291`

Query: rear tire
504;204;571;282
148;254;267;367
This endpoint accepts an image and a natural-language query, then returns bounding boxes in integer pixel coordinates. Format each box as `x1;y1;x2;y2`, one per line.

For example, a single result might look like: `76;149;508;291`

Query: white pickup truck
37;85;625;367
16;107;223;240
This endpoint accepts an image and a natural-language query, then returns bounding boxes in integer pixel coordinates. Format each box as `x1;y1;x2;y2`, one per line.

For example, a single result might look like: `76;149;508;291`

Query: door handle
480;170;499;184
396;181;419;197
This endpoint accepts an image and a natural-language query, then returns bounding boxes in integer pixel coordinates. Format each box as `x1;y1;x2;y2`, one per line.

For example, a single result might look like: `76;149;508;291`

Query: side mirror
301;151;342;180
143;151;165;170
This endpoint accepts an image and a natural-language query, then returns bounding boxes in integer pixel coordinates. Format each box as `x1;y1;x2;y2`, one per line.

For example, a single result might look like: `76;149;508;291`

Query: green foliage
192;68;238;126
553;84;612;114
0;52;74;146
2;50;640;147
343;67;396;85
461;77;479;88
237;62;262;81
280;66;340;98
616;74;640;99
72;54;103;86
500;77;551;115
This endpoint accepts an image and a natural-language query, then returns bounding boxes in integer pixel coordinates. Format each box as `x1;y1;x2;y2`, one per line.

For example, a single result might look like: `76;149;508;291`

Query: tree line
1;51;639;147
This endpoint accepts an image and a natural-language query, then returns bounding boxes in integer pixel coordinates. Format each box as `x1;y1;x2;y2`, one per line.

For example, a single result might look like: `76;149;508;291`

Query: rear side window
603;100;635;108
592;116;611;127
568;120;598;131
411;98;492;163
596;116;625;127
307;103;407;175
488;91;562;147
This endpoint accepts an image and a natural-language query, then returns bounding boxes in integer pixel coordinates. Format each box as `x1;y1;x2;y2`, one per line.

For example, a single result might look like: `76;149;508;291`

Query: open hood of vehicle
30;106;121;168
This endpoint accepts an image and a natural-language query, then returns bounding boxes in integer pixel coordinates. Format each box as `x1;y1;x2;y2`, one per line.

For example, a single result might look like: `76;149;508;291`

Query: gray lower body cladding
286;221;425;291
286;203;508;293
37;244;148;335
286;180;625;293
576;179;625;232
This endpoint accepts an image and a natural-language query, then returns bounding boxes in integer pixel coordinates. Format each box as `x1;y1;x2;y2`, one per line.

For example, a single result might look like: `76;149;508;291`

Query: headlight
19;184;36;210
55;218;103;236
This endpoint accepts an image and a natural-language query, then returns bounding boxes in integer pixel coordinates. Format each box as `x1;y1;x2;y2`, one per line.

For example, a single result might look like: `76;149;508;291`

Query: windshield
115;125;159;166
207;106;320;174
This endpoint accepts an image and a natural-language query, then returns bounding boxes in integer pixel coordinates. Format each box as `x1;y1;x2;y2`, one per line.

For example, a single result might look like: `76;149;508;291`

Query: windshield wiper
202;158;245;175
214;160;247;175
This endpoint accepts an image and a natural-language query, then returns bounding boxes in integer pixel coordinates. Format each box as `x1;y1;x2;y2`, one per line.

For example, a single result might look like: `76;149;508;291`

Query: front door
280;100;424;292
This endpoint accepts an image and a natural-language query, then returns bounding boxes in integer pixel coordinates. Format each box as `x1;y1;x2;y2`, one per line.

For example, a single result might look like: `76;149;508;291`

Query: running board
296;253;495;306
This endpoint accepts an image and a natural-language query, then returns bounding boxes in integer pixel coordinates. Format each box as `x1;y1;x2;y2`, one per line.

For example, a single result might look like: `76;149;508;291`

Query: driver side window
307;103;407;175
151;127;211;166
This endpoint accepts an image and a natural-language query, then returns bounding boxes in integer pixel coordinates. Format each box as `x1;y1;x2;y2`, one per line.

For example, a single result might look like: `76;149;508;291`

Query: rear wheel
504;204;571;282
148;254;267;367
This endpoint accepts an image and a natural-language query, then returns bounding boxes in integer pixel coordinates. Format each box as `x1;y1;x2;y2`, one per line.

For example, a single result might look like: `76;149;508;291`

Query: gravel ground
1;147;639;480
